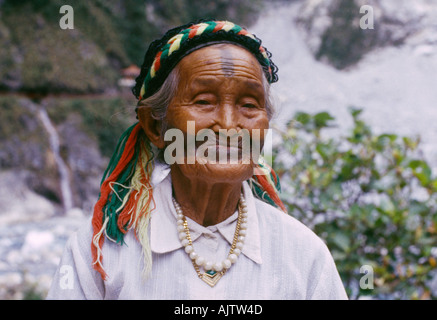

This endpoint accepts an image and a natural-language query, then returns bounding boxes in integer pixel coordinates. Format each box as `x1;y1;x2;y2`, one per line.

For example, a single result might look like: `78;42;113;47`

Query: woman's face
163;43;270;183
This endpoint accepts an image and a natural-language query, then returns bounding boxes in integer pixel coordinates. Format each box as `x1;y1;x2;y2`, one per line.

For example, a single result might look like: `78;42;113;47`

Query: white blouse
46;162;348;300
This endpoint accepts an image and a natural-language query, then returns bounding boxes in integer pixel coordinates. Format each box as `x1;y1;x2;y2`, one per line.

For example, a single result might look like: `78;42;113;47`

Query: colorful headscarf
132;19;278;101
91;20;285;281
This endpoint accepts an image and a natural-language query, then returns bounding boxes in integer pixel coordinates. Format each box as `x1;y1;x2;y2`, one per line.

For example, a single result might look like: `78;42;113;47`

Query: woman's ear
137;107;166;149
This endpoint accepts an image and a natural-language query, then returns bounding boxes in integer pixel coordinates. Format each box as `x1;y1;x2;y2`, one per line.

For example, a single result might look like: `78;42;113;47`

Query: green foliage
0;0;264;93
1;1;124;93
274;108;437;299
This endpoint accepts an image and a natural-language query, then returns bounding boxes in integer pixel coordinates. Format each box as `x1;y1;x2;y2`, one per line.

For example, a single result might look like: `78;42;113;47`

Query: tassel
254;169;287;213
91;123;143;280
251;159;287;213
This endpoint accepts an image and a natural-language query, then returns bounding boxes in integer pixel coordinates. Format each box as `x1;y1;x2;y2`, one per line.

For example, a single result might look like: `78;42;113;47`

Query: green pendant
201;270;222;287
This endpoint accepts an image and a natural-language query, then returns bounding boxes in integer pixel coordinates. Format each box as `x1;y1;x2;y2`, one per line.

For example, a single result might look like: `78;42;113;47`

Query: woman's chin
176;160;255;183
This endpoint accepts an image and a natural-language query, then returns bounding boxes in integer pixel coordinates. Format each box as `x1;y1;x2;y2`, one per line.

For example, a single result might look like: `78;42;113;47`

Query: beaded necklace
172;193;248;287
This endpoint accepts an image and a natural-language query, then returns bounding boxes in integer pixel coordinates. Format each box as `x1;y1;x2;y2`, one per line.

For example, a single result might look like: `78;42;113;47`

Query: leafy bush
273;108;437;299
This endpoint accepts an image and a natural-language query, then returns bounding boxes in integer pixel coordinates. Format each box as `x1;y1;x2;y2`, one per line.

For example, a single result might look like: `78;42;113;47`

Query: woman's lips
195;141;246;163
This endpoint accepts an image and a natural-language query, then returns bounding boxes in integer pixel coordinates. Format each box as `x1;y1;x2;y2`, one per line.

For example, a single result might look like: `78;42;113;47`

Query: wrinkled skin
139;44;269;226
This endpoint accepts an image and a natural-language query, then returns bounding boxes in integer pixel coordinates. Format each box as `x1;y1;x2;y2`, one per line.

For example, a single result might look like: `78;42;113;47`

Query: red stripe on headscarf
188;25;200;38
237;29;249;36
153;51;163;73
213;21;226;32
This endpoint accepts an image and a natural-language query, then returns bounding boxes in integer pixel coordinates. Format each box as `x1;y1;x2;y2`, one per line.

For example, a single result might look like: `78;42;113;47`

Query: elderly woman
47;20;347;299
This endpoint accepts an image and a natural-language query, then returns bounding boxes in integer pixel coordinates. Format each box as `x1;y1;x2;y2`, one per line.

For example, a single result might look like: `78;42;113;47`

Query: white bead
204;261;213;271
195;256;205;266
213;262;223;272
173;195;247;275
228;253;238;263
223;259;232;269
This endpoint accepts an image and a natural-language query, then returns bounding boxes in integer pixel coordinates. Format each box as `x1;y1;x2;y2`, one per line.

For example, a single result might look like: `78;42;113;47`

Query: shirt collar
150;161;262;265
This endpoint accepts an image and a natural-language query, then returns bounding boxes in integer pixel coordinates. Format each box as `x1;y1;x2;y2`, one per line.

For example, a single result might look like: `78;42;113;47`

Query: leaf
316;142;331;160
331;250;347;261
378;133;397;143
408;160;426;169
409;160;432;185
408;201;428;217
403;136;419;150
332;232;351;252
314;111;335;129
349;107;363;119
294;111;311;125
379;198;396;216
432;180;437;192
429;257;436;268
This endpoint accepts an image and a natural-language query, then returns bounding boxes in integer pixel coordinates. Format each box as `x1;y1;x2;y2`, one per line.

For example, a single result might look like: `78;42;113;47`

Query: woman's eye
195;100;211;105
242;103;257;108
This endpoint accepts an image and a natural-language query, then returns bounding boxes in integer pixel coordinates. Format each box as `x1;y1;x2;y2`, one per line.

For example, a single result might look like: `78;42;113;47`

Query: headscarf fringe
91;122;154;280
250;160;287;213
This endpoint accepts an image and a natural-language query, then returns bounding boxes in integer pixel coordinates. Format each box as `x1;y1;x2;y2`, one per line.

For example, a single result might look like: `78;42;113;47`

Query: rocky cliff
0;0;263;299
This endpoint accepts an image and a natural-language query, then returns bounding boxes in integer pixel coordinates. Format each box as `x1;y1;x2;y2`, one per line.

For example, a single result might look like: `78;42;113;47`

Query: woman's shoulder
253;198;327;250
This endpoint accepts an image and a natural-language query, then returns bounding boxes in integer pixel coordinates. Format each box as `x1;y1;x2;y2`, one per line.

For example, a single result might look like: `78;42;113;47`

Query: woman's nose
212;103;241;132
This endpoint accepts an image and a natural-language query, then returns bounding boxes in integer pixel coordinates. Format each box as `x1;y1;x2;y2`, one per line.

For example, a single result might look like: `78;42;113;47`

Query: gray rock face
296;0;437;69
